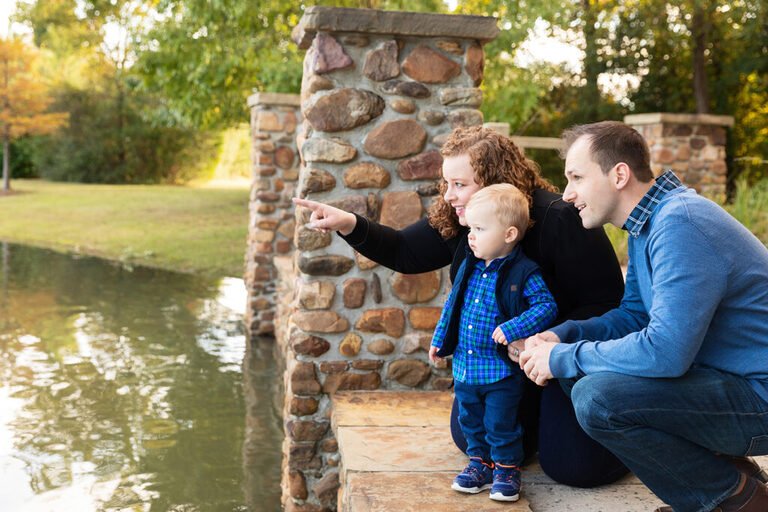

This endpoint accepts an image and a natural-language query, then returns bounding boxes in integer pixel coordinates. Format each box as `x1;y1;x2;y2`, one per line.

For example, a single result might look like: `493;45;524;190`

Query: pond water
0;243;283;511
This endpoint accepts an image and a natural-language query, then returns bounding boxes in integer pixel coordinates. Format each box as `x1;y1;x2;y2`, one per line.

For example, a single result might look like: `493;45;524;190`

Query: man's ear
613;162;632;190
505;226;519;244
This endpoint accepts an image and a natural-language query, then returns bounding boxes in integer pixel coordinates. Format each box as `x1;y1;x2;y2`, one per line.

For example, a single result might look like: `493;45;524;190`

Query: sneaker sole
452;482;492;494
490;491;520;502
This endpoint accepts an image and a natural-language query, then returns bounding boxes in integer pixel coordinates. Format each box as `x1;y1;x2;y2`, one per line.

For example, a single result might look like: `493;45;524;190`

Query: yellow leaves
0;36;68;139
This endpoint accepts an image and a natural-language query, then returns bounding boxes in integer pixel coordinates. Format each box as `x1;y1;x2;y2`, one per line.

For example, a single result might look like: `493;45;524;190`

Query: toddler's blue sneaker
490;463;521;502
451;457;494;493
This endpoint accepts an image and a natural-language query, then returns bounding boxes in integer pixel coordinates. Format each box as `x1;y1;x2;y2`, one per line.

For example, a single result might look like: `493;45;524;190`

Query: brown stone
390;271;441;303
320;438;338;452
397;151;443;181
436;39;463;55
352;359;383;370
390;98;416;114
655;148;676;165
257;218;280;230
284;501;324;512
418;110;445;126
368;338;395;355
364;120;426;159
402;45;460;84
676;145;691;161
447;108;483;128
388;359;431;387
663;124;693;137
302;138;357;163
343;34;369;47
275;146;296;169
381;79;431;99
416;182;440;196
343;278;367;308
431;133;450;146
257;111;282;131
303;168;337;194
278;219;295;238
299;281;336;310
309;33;353;74
252;230;275;243
355;252;379;270
292;311;350;333
257;140;276;152
258;153;274;165
690;137;707;150
339;332;363;357
258;166;277;177
296;226;332;251
256;191;280;202
402;332;432;354
465;42;484;86
305;74;335;95
380;191;422;230
298;255;355;276
439;87;483;107
290;396;320;416
355;308;405;337
257;204;276;214
343;162;391;189
409;307;442;330
291;362;321;395
284;112;298;134
328;195;368;217
292;333;331;357
288;420;329;442
283;168;300;181
288;442;321;471
432;377;454;390
305;88;385;132
322;372;382;393
319;361;349;374
371;272;383;303
276;240;293;253
363;40;400;81
367;192;380;220
288;470;308;500
313;471;340;505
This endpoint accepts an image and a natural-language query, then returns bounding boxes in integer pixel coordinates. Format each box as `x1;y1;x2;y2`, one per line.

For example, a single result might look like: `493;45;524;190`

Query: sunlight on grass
0;180;249;278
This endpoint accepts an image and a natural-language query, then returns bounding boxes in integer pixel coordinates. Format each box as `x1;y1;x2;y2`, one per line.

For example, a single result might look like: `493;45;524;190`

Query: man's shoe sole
452;482;492;493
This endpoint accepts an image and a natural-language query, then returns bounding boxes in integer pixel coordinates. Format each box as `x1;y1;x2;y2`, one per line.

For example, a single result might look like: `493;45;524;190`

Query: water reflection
0;243;282;511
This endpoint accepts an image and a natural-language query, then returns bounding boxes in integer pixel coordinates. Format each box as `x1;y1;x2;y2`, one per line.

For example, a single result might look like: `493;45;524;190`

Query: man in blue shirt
519;121;768;511
430;183;558;502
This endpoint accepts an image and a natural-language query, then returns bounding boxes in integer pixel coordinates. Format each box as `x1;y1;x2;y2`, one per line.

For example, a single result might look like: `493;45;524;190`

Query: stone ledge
247;92;301;108
292;7;499;49
625;112;735;127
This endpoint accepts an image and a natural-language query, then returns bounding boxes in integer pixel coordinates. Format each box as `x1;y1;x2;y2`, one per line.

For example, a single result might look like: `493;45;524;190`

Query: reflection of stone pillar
625;113;734;200
281;7;498;511
245;93;301;337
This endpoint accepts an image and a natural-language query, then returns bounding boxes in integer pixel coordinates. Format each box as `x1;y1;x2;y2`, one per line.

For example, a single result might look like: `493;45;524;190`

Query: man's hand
428;346;442;365
492;326;509;345
519;331;560;386
507;339;525;363
292;197;357;235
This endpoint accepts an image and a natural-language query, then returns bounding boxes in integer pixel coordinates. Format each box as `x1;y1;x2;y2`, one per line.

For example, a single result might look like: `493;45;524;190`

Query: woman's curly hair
427;126;558;239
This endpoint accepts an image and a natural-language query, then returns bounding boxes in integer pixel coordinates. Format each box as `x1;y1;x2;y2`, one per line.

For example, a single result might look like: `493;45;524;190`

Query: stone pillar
625;113;735;199
246;92;301;337
281;7;498;511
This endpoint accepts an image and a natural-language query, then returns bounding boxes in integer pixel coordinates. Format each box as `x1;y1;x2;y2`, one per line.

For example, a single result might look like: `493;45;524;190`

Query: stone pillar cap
624;112;734;127
292;6;499;49
247;92;301;108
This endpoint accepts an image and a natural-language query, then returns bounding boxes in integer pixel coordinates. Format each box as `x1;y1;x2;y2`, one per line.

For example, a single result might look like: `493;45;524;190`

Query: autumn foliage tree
0;37;67;192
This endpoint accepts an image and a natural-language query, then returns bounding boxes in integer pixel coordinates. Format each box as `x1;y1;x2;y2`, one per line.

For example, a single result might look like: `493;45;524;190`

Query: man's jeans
454;373;524;465
565;368;768;512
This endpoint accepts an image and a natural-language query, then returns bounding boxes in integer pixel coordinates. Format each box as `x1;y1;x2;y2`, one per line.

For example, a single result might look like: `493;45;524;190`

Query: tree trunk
582;0;600;121
2;136;9;192
692;3;711;114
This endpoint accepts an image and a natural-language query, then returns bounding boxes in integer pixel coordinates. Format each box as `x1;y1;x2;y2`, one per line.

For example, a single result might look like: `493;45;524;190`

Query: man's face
562;136;620;229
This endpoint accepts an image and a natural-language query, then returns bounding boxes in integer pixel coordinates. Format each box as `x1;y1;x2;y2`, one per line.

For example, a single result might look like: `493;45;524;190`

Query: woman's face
442;154;482;226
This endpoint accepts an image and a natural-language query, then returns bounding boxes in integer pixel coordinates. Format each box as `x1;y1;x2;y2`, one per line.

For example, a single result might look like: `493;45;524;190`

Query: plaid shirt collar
623;170;683;238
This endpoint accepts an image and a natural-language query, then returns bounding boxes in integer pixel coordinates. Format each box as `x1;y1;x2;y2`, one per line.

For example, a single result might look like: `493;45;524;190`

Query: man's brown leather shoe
725;456;768;484
653;476;768;512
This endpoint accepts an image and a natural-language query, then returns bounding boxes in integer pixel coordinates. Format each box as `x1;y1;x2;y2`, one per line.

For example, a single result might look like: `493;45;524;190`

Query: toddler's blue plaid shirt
432;254;557;385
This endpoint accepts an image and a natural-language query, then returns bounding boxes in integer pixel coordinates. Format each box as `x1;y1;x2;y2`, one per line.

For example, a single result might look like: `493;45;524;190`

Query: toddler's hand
492;326;508;345
428;346;442;364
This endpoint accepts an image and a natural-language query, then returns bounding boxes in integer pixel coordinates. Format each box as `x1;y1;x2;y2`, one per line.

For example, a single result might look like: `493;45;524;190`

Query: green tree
0;37;67;192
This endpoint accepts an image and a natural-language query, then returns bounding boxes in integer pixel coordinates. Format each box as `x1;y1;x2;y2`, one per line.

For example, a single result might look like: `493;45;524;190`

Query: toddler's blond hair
465;184;530;240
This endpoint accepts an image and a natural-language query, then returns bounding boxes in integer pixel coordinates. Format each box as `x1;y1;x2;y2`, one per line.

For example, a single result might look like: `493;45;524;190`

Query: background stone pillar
625;112;735;199
280;7;498;511
246;92;301;337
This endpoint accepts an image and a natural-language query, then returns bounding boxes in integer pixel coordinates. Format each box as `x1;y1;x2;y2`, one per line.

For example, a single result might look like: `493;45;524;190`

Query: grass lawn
0;179;250;279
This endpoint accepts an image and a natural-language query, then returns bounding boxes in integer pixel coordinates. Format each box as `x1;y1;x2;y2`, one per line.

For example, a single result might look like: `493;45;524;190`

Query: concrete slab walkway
331;390;768;512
